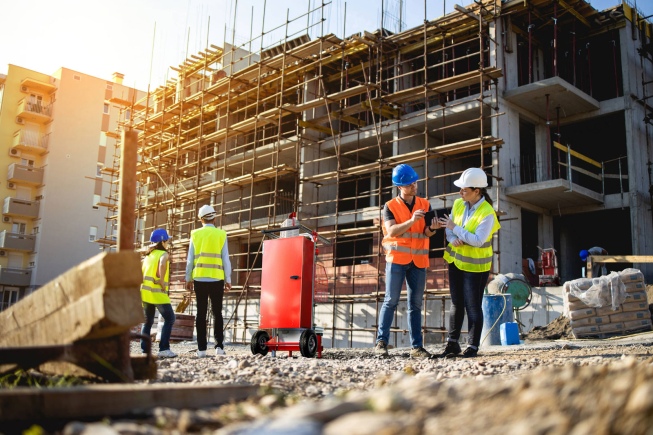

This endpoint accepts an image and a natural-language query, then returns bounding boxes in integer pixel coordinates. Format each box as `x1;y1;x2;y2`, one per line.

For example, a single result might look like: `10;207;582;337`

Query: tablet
423;209;449;223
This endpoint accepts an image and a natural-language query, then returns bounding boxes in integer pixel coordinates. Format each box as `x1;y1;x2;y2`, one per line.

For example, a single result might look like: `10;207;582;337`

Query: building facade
0;65;144;310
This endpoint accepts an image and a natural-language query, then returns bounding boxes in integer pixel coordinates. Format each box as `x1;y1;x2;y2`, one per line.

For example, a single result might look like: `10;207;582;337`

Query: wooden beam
589;255;653;264
0;384;258;425
0;251;143;347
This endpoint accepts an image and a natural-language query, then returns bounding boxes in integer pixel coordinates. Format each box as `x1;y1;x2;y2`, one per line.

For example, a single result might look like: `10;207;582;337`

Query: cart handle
261;224;331;245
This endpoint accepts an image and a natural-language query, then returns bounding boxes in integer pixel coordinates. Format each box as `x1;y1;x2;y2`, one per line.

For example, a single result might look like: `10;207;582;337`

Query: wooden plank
589;255;653;264
0;384;258;424
0;251;143;347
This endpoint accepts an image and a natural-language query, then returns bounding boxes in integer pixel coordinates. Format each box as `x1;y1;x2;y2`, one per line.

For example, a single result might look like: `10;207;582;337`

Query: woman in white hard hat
140;228;177;358
437;168;500;358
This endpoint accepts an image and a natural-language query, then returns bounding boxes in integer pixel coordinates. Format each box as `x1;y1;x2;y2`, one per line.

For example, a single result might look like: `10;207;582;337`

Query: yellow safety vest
443;198;500;272
191;226;226;280
140;250;171;304
382;196;430;268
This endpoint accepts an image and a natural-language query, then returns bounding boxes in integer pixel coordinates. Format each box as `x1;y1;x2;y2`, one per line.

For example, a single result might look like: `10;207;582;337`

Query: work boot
215;347;226;356
410;347;431;359
197;350;207;358
461;347;478;358
440;341;462;358
374;340;389;357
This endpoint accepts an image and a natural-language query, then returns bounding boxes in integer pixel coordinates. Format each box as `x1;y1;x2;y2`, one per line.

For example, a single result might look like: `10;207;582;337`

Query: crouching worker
140;228;177;358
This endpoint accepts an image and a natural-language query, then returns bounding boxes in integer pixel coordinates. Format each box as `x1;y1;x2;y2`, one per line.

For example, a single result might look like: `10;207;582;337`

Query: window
334;221;374;267
89;226;98;242
33;226;39;234
96;163;103;177
12;222;26;235
106;84;113;90
99;132;107;147
21;158;34;167
125;109;131;120
103;103;110;114
1;288;19;312
93;195;101;209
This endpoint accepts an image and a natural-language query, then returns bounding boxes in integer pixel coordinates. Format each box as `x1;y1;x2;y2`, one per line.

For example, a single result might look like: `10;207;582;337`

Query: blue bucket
480;294;513;347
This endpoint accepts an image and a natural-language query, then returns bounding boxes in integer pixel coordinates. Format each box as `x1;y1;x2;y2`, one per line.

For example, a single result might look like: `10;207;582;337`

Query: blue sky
0;0;648;91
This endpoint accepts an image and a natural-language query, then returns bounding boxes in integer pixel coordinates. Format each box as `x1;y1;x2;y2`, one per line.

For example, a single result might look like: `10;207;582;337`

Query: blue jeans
447;262;489;347
377;261;426;348
141;302;176;352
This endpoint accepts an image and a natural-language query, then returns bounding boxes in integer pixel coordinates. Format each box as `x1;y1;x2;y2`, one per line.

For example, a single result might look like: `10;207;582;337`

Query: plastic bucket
480;294;513;347
500;321;520;345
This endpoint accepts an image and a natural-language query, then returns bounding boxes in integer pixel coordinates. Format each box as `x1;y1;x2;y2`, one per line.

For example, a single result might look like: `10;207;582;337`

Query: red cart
250;224;330;358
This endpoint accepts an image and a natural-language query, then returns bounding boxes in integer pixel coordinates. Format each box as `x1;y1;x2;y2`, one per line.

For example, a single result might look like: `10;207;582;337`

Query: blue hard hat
579;249;589;261
150;228;169;243
391;164;419;186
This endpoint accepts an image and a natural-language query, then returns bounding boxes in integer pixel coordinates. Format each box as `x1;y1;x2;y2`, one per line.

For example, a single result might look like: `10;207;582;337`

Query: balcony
17;98;52;124
7;164;44;186
12;130;49;155
505;142;628;214
504;76;599;120
3;197;39;219
20;77;57;95
0;266;32;287
0;231;36;252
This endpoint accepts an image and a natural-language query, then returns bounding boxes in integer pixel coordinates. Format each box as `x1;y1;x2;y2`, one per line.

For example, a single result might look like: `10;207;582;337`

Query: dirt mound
524;314;573;341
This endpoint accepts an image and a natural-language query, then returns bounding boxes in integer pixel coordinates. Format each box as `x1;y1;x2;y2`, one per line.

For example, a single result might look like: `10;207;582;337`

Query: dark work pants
447;262;490;348
194;280;225;351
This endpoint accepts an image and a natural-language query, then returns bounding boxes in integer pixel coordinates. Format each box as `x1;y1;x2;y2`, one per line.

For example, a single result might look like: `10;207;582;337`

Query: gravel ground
52;326;653;434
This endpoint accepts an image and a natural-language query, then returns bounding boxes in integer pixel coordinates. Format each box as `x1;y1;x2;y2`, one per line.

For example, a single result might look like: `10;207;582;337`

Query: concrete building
0;65;144;310
89;0;653;347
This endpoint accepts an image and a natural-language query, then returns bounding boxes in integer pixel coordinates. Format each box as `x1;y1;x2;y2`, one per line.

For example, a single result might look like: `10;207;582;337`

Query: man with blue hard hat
580;246;608;277
374;164;441;359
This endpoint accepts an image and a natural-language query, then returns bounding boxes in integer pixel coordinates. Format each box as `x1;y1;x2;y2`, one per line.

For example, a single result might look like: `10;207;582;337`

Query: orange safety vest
382;196;430;268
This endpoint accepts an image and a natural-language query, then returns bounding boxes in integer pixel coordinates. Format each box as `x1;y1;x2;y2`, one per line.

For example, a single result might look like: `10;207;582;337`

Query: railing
510;142;628;196
0;266;32;287
18;99;53;117
2;197;39;218
12;129;49;151
0;231;36;251
7;163;44;185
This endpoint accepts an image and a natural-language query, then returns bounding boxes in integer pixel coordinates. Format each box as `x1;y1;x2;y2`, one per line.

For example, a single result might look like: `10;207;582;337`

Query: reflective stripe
140;284;168;294
198;252;221;258
444;246;493;265
195;263;224;270
384;245;430;256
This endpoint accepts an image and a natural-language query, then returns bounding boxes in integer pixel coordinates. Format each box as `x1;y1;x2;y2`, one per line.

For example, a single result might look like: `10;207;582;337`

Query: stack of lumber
564;269;652;339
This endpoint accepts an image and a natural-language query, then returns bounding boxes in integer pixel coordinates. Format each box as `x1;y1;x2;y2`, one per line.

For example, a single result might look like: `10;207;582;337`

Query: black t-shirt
383;197;432;223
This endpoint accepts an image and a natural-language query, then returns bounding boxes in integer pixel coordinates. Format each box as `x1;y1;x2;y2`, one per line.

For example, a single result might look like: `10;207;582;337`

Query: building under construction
99;0;653;348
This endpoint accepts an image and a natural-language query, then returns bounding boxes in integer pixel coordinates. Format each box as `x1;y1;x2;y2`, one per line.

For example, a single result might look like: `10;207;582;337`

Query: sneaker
374;340;389;357
158;349;177;358
197;350;207;358
461;347;478;358
215;347;226;356
410;347;431;359
440;341;462;358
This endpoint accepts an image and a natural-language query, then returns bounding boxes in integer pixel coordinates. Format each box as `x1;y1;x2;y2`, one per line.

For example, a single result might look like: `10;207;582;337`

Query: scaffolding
100;0;507;347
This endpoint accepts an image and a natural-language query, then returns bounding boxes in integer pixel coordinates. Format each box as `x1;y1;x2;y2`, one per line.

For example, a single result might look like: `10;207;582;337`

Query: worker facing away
375;164;442;359
186;205;232;357
580;246;608;278
140;228;177;358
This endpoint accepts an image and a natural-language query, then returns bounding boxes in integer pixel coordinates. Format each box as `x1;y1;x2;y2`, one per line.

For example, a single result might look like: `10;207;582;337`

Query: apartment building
0;65;145;310
94;0;653;347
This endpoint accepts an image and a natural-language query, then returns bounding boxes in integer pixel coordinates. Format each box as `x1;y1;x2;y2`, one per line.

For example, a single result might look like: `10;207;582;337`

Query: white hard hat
453;168;488;188
198;204;217;220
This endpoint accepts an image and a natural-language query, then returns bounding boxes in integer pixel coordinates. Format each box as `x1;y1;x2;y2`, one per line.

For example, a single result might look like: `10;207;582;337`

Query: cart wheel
251;330;269;356
299;329;317;358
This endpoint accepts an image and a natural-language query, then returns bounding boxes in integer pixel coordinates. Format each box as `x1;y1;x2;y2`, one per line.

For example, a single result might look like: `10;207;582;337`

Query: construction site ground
14;319;650;434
